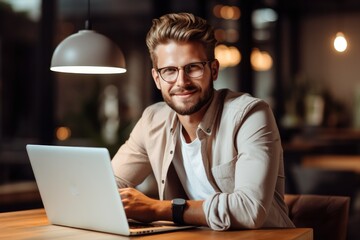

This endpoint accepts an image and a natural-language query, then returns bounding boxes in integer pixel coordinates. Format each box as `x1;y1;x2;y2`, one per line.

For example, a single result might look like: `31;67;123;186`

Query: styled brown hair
146;13;217;67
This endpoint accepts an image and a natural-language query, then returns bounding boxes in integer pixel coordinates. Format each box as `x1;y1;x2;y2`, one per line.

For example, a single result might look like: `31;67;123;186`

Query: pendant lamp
50;0;126;74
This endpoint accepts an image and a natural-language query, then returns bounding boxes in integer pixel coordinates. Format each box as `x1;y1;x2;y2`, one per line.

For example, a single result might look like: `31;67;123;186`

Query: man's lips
170;88;197;96
173;91;194;96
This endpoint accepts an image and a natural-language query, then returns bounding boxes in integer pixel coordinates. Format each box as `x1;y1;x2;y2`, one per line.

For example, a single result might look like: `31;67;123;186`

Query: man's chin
171;103;202;115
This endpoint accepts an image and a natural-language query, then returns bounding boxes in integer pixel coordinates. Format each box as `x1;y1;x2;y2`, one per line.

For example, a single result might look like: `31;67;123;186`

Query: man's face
151;41;219;116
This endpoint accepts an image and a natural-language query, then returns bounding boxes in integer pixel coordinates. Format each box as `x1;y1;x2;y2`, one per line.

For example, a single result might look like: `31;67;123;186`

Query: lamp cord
85;0;92;30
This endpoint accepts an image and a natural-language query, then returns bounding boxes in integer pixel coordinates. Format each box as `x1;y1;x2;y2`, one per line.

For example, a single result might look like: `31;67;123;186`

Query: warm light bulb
250;48;273;71
333;32;348;52
56;126;71;141
215;44;241;68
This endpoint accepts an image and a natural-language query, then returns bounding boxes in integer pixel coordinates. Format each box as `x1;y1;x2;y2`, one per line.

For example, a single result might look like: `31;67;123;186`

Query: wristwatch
171;198;186;225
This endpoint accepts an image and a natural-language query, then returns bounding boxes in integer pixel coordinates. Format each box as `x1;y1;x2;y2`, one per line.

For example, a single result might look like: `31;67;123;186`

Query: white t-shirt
173;128;215;200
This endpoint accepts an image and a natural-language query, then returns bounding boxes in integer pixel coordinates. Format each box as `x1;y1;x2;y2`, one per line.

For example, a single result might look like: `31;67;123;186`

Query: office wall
299;12;360;127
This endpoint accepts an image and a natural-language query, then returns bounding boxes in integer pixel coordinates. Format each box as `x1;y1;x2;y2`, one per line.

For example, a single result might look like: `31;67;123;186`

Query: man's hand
119;188;171;223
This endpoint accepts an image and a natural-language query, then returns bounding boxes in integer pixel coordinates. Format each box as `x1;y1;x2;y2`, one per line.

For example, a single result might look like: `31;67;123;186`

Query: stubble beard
163;81;214;116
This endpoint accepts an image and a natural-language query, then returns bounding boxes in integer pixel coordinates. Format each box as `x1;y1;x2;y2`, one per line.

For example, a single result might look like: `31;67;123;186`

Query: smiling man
111;12;294;230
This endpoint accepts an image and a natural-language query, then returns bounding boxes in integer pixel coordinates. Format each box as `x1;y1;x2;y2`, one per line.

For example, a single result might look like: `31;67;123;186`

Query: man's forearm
156;200;207;226
120;188;208;226
184;200;208;226
154;199;207;226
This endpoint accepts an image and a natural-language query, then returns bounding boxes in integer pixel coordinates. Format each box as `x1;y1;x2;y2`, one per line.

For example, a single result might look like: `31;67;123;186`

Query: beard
162;80;214;116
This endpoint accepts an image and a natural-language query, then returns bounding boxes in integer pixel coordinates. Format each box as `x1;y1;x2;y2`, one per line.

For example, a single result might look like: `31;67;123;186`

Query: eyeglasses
156;61;212;83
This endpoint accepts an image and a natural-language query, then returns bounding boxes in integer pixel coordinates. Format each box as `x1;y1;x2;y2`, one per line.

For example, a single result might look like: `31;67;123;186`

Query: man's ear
211;59;220;81
151;68;161;90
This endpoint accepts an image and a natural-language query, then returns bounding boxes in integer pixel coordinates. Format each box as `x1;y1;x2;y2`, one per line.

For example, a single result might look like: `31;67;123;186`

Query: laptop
26;144;194;236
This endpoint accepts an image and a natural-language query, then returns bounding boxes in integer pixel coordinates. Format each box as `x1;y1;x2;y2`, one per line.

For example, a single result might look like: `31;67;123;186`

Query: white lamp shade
50;30;126;74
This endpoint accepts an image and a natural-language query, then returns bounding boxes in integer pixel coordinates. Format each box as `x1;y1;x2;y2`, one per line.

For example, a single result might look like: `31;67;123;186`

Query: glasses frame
156;60;213;83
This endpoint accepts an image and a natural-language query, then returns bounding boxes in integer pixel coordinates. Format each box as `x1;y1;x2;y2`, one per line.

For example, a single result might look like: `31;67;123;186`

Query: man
111;12;294;230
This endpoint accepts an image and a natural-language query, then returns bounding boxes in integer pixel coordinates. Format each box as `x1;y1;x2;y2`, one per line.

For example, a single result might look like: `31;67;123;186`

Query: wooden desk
0;209;313;240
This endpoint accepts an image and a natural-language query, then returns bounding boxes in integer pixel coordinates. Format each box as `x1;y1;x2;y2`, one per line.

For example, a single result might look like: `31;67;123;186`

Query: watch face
173;198;186;205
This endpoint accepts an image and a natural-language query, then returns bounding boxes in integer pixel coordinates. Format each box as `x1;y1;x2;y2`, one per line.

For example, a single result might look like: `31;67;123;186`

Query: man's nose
175;69;190;85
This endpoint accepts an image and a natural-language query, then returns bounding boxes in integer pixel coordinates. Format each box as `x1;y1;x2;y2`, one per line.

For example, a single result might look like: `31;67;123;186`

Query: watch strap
172;198;186;225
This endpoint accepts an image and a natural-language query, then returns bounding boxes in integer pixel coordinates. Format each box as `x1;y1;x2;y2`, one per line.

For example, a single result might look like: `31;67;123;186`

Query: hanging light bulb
333;32;348;53
250;48;273;71
50;0;126;74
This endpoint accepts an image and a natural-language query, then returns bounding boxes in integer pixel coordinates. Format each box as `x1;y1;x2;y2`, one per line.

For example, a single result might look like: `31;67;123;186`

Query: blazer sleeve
111;108;153;188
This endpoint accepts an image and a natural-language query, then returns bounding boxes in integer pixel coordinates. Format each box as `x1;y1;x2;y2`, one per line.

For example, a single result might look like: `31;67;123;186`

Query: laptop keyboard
129;221;159;229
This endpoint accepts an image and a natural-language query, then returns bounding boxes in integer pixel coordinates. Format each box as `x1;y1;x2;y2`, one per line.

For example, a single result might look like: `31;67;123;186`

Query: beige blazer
112;89;295;230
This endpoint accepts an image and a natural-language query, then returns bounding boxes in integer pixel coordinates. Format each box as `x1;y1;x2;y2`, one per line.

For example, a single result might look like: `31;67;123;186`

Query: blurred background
0;0;359;239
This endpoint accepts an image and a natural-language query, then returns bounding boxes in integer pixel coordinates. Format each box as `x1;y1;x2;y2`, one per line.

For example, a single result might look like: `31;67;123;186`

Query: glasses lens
159;67;178;82
185;62;205;78
158;61;208;83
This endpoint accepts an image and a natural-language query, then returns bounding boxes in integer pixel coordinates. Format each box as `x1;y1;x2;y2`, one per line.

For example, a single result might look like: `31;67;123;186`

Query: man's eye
162;68;177;74
187;64;202;71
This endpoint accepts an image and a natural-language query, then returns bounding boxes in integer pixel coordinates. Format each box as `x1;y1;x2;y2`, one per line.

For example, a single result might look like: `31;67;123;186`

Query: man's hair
146;13;217;67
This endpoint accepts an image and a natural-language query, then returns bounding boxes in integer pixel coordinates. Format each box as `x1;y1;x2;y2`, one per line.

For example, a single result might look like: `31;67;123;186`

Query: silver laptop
26;144;194;236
